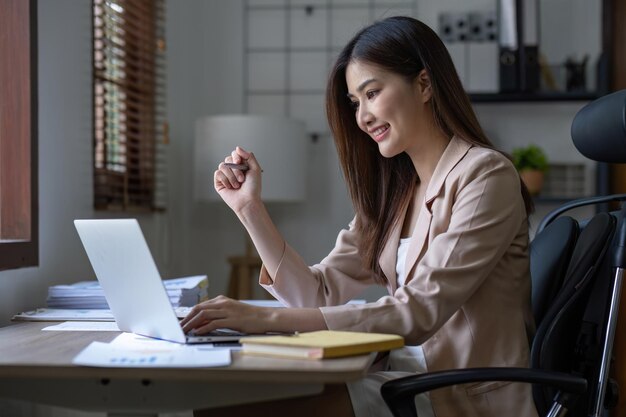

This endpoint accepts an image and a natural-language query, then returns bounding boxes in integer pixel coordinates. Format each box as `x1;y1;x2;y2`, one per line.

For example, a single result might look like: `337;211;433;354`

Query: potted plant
512;144;549;195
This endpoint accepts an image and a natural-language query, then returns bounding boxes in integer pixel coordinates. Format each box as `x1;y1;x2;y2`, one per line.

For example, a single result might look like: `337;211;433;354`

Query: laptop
74;218;244;344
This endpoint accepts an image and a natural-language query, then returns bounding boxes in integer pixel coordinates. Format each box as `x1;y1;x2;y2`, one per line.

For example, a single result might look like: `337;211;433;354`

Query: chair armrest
381;367;587;417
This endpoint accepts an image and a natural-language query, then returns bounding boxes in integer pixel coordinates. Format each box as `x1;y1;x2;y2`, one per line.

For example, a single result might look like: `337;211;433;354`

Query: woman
182;16;537;417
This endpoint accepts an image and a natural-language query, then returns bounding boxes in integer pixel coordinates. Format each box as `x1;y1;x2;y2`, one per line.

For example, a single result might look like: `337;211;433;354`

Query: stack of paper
46;275;209;309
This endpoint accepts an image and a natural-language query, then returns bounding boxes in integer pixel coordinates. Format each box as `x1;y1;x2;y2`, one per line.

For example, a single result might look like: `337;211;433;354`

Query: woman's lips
370;124;390;142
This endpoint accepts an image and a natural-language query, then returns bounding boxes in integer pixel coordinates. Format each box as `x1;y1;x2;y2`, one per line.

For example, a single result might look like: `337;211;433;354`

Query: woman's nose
357;105;374;129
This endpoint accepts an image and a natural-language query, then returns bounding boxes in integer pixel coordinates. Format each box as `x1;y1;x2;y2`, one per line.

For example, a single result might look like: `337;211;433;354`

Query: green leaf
511;144;549;172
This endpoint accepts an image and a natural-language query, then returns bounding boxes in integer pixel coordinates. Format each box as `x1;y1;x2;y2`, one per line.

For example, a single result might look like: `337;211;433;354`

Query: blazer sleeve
258;218;380;308
319;153;528;345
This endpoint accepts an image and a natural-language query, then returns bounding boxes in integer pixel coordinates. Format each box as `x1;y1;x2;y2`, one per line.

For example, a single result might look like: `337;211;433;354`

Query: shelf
469;91;602;103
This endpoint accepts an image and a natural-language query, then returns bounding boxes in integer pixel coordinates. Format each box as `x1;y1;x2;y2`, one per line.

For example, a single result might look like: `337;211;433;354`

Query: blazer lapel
403;137;472;282
379;205;406;294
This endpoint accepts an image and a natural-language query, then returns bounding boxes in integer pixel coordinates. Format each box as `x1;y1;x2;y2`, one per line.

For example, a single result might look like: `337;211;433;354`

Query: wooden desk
0;322;374;416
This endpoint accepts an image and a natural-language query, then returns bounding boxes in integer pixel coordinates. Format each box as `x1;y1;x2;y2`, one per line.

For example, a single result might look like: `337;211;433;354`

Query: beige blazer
260;137;538;417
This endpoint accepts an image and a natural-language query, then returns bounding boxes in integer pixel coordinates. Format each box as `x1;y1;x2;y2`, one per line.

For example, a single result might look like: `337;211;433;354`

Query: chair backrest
530;212;615;415
565;89;626;416
530;216;579;325
569;212;626;416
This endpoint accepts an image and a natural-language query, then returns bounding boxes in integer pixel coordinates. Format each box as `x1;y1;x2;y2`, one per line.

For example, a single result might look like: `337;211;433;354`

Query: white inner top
392;237;432;415
396;237;412;287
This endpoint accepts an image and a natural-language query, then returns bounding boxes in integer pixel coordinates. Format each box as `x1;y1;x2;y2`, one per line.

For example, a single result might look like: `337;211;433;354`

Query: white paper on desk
73;339;231;368
12;308;115;321
43;321;121;331
13;306;193;321
110;332;189;348
109;333;243;352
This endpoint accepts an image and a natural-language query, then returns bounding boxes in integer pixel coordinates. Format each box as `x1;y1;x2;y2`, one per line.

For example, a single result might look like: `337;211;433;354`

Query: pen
223;163;249;171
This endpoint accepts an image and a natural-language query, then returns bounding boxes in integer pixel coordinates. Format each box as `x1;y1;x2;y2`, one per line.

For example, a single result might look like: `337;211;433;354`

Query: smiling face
345;59;432;159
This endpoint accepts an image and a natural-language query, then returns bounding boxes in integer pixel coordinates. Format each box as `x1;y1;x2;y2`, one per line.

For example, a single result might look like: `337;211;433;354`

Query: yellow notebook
240;330;404;360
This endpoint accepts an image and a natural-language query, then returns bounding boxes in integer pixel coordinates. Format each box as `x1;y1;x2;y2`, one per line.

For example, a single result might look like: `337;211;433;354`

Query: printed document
73;333;232;368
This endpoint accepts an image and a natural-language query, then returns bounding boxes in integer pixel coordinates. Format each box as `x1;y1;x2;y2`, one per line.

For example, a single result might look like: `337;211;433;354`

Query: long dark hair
326;16;533;281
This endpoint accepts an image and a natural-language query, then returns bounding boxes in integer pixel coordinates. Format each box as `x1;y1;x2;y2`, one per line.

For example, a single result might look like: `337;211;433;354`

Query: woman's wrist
269;307;328;333
263;306;284;332
235;198;265;225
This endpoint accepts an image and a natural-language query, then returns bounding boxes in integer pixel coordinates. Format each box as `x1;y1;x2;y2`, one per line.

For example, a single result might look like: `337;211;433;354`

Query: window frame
0;0;39;271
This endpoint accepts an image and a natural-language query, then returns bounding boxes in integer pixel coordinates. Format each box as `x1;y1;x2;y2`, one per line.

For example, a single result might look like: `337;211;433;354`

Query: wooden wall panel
0;0;31;240
0;0;38;270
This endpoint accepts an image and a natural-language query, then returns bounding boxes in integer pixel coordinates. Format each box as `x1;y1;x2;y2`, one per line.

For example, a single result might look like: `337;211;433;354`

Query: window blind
93;0;167;211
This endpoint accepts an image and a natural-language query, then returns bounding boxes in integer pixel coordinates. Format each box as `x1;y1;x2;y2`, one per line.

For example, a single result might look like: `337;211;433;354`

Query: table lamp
194;114;307;202
193;114;308;299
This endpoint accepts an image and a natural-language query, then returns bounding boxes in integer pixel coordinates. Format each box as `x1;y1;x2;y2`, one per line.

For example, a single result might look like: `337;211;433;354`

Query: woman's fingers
179;303;205;326
246;152;262;173
233;147;263;175
192;319;234;335
230;150;246;182
214;147;260;190
181;308;226;333
180;296;234;333
180;296;269;335
234;146;251;161
216;162;242;189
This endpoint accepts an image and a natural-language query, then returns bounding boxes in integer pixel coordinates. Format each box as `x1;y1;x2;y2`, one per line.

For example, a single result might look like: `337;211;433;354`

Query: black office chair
381;89;626;417
530;215;579;326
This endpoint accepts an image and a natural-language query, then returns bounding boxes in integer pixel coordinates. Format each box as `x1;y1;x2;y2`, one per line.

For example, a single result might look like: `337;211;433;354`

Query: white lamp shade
194;115;308;202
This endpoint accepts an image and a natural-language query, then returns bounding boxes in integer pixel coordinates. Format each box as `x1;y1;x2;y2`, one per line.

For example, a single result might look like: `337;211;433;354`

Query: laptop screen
74;219;187;343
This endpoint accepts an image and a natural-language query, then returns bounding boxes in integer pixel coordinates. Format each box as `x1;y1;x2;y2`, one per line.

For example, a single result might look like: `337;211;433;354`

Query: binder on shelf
498;0;519;92
519;0;540;92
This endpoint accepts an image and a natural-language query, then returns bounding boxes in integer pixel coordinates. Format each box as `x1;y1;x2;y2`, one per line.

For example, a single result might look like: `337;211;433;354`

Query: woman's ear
414;69;432;103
